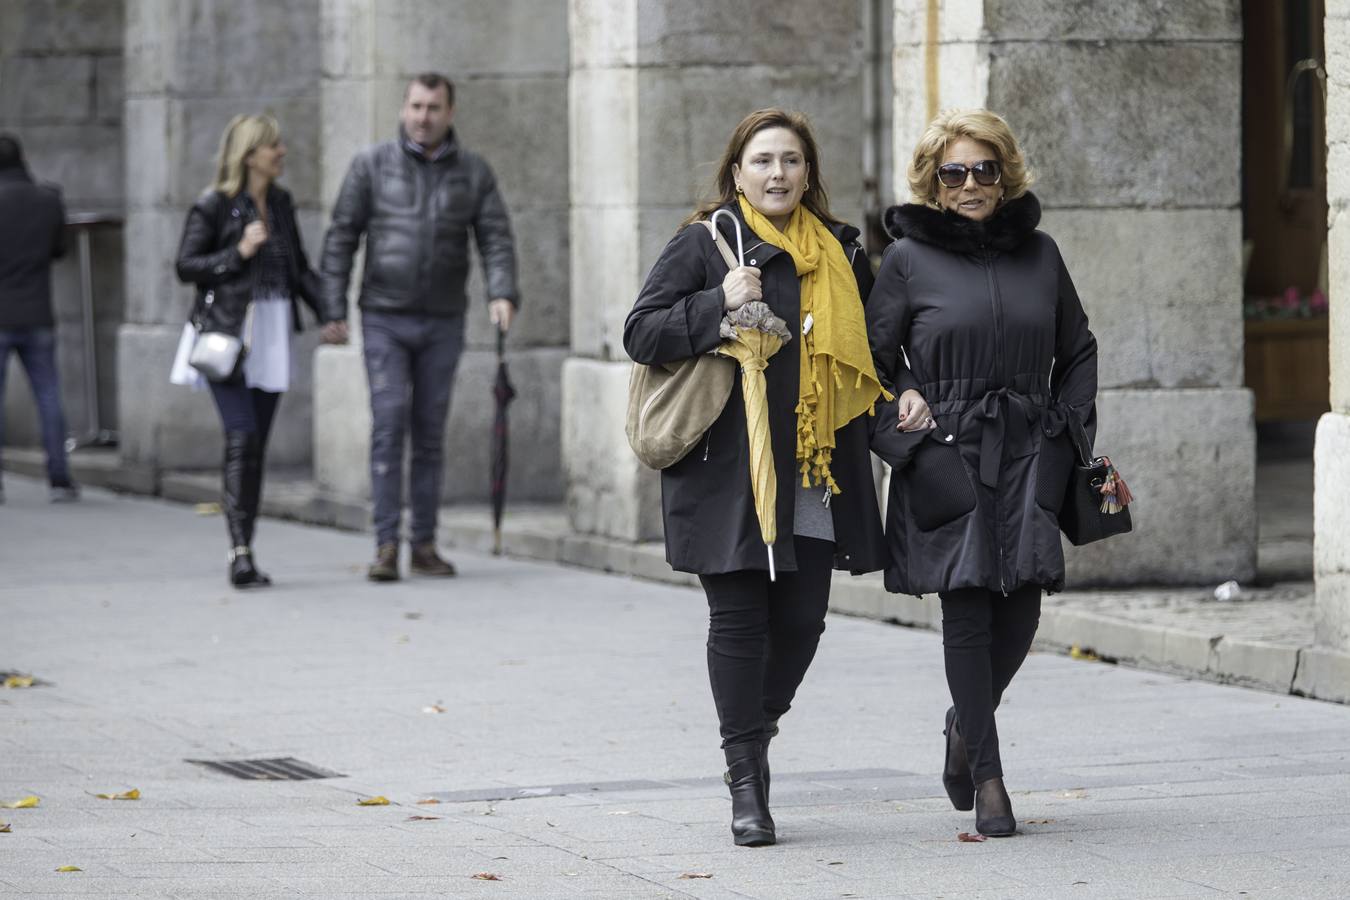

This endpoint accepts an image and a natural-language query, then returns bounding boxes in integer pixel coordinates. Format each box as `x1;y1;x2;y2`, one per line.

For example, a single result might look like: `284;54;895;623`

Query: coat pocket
903;434;977;531
1035;428;1076;513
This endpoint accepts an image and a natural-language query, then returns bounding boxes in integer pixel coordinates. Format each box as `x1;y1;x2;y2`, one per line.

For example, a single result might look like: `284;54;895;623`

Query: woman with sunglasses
866;109;1098;837
624;109;905;847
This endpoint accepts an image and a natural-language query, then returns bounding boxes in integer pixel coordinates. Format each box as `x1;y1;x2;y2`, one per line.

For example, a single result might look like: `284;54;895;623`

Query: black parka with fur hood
866;193;1098;596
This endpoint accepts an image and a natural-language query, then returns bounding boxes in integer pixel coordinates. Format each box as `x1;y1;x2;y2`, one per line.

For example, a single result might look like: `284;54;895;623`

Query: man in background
0;134;79;504
320;73;519;581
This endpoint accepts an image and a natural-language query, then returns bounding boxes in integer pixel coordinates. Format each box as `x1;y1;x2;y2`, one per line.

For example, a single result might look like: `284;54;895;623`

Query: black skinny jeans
940;584;1041;784
698;536;835;749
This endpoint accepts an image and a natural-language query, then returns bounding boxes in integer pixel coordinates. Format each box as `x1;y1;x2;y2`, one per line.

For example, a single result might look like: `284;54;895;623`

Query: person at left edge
0;133;79;504
624;108;932;848
172;114;346;588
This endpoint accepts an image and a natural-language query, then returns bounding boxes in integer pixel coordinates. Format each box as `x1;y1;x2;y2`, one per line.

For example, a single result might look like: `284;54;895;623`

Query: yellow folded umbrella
716;300;792;580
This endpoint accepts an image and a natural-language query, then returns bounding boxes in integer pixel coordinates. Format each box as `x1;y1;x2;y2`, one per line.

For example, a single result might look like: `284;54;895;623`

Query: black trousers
940;584;1041;784
698;537;835;749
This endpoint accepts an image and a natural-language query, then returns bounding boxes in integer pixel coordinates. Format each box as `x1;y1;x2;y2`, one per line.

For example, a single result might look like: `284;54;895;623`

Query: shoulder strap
698;219;740;271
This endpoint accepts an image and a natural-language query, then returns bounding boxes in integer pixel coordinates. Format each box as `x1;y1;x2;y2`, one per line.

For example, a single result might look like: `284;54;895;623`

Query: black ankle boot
724;743;775;846
229;546;270;588
975;776;1017;837
943;706;974;811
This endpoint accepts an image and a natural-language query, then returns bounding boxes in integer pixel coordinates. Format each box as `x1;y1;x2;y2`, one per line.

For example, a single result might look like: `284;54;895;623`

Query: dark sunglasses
937;160;1002;188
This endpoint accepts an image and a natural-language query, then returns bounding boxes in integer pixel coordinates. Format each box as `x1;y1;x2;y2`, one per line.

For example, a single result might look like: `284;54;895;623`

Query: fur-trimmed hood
882;192;1042;254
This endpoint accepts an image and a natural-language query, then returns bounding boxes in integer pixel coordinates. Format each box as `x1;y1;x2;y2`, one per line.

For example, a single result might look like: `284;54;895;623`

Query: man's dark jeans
361;310;464;547
0;326;71;485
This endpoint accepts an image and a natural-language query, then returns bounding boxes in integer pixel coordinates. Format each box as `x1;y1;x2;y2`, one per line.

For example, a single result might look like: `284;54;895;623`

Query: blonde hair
211;114;281;196
906;108;1034;208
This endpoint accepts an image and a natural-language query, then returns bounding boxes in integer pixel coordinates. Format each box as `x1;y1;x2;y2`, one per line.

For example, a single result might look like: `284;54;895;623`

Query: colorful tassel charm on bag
1098;457;1134;515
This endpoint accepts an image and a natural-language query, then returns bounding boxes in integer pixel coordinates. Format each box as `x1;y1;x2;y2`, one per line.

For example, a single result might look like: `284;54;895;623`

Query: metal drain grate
186;757;344;781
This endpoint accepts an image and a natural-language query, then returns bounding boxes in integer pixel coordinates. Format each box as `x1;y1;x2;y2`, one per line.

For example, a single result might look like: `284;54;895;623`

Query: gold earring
804;182;810;191
735;184;743;194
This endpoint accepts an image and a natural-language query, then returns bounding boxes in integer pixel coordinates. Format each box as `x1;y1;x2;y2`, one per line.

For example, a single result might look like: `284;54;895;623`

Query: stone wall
0;0;124;451
1314;1;1350;651
892;0;1255;585
118;0;323;471
312;0;570;507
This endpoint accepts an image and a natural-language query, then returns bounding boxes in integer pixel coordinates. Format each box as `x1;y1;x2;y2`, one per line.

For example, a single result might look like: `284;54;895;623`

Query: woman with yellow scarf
624;109;935;847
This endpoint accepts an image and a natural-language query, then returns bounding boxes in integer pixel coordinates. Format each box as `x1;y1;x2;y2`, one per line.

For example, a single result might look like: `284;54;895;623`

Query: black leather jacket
319;129;519;318
175;186;337;336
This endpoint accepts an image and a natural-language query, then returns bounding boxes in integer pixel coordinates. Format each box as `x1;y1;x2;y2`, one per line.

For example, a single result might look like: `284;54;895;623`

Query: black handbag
1058;420;1133;546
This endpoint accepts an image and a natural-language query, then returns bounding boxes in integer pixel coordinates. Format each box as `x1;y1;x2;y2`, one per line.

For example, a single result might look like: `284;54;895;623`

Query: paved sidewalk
3;474;1350;898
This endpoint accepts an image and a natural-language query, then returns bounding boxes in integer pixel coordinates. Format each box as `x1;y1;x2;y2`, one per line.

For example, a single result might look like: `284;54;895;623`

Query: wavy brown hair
907;108;1034;208
684;108;842;228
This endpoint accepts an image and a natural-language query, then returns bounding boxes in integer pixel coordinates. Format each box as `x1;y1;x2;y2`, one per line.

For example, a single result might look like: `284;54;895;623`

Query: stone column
312;0;569;510
1313;3;1350;651
893;0;1256;585
119;0;323;470
565;0;868;541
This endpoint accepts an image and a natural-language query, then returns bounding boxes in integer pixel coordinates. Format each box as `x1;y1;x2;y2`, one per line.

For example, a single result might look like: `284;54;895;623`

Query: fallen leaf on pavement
421;704;446;714
678;872;714;879
0;823;11;833
1069;644;1100;662
1057;789;1088;800
471;872;502;881
407;815;441;821
55;866;82;872
416;798;441;805
0;796;39;809
607;810;633;816
357;796;390;806
194;502;221;516
94;789;140;801
957;832;987;842
1024;818;1055;824
3;675;34;689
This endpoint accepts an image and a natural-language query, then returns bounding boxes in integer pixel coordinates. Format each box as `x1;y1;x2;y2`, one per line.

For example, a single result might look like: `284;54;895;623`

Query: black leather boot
724;742;775;847
223;431;268;589
724;718;779;804
975;776;1017;837
943;706;975;811
239;433;271;585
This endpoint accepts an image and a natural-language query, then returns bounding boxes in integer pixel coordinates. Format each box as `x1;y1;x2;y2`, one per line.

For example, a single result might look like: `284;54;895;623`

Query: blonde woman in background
171;115;347;587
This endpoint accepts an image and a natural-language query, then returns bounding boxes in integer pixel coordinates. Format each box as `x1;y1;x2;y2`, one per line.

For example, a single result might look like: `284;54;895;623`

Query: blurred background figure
171;114;345;588
0;133;79;505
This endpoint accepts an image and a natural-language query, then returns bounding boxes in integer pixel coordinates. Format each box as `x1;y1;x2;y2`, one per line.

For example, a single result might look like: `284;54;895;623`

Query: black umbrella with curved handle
491;327;516;555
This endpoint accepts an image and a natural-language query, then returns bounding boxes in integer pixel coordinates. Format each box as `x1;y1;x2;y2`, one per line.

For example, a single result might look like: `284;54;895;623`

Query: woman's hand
320;320;349;345
721;266;762;311
237;220;269;260
897;389;936;432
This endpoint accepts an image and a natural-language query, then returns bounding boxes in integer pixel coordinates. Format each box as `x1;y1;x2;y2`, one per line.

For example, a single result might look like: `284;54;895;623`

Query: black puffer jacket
624;202;888;577
319;129;518;318
175;186;336;336
867;193;1098;596
0;168;66;329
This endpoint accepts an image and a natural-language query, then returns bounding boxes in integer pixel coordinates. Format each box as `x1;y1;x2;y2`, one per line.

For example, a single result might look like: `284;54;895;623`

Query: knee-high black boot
240;434;271;585
724;742;775;847
223;431;268;588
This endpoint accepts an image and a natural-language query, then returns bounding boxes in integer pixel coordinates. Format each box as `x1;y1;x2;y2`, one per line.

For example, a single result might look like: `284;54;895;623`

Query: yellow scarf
738;196;891;492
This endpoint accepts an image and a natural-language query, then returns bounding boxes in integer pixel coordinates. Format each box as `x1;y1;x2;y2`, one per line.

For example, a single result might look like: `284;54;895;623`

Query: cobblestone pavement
2;474;1349;899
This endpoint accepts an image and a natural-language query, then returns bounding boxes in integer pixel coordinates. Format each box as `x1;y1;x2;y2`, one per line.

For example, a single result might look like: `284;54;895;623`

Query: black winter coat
867;193;1098;596
319;129;519;319
0;168;66;330
624;202;889;576
175;186;337;336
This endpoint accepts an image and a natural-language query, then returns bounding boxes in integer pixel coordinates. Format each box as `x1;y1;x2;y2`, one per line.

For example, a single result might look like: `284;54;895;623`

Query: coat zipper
983;247;1009;596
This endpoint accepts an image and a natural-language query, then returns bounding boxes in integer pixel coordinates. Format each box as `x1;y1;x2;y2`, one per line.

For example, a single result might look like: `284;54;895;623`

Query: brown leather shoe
410;542;457;577
367;543;400;582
